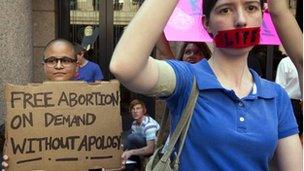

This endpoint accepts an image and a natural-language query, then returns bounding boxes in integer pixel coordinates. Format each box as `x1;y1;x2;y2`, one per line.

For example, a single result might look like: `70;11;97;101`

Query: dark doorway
56;0;155;132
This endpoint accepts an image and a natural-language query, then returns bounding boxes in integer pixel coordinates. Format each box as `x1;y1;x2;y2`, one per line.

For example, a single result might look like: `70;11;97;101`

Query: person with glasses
2;38;79;170
42;39;78;81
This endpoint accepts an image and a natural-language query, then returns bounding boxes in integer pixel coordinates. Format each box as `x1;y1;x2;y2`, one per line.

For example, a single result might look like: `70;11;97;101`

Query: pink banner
164;0;281;45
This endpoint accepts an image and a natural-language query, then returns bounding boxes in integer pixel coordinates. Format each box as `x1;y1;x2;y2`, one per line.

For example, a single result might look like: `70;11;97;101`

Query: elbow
109;59;120;78
297;56;303;69
109;57;128;80
146;149;154;156
293;53;303;70
146;145;155;155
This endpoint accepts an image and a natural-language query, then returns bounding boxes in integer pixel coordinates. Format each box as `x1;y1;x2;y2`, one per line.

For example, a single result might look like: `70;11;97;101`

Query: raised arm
156;32;175;60
267;0;303;93
110;0;178;94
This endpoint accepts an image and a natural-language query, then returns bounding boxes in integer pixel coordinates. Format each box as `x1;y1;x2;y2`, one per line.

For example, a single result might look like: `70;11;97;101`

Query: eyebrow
45;56;76;59
214;0;260;10
214;2;234;11
244;0;261;5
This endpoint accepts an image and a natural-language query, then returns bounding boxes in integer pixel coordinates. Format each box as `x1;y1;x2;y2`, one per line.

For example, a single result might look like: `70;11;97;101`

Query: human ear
202;15;211;34
143;108;147;115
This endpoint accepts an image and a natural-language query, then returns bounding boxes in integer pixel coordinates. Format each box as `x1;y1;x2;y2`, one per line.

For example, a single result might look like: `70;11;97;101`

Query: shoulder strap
160;78;199;162
173;88;197;166
156;106;169;148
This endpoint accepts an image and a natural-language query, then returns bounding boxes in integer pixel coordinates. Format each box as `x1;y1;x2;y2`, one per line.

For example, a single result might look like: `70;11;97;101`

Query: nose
54;60;64;69
235;8;247;28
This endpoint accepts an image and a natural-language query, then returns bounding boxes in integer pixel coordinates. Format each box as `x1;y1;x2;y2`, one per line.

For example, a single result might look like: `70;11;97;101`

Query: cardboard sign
4;80;122;171
164;0;281;45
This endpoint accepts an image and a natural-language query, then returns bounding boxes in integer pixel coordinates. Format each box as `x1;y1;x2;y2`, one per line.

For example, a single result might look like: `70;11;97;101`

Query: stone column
0;0;33;125
32;0;56;82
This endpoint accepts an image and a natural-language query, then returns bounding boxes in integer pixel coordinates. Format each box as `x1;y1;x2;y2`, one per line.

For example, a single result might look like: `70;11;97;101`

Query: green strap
174;91;197;166
160;78;198;162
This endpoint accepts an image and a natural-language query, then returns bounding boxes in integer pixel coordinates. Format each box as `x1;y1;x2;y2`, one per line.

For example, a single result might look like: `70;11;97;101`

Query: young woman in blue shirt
110;0;302;170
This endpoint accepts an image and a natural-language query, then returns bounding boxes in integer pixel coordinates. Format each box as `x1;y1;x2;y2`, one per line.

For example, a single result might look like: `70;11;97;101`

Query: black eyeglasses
43;56;77;67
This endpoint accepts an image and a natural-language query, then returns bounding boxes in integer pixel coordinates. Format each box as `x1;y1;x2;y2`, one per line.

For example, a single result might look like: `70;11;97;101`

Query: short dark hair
74;43;86;54
129;99;147;113
203;0;218;19
203;0;264;19
43;38;76;59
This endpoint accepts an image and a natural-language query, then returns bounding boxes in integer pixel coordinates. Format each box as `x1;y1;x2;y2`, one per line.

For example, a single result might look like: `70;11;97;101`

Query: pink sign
164;0;281;45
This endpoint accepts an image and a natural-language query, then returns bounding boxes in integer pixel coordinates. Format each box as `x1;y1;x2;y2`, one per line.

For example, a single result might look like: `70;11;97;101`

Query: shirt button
238;102;244;107
239;117;245;122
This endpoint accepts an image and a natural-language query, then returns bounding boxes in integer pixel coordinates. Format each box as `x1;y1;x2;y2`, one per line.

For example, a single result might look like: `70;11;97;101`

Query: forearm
110;0;179;91
268;1;303;68
156;32;175;60
128;145;154;157
271;12;303;67
268;1;303;94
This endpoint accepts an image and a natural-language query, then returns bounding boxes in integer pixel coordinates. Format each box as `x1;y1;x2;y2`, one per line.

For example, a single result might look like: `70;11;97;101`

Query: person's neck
208;48;253;98
80;59;88;67
135;115;145;125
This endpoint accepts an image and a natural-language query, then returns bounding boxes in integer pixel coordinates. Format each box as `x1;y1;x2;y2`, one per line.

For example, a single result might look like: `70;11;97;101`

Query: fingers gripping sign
2;155;8;171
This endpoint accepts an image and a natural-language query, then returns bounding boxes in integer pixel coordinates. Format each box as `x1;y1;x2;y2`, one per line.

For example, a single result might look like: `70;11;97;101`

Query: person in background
156;33;211;63
122;99;159;171
248;45;287;80
74;44;104;82
43;39;78;81
276;56;302;138
177;41;211;63
2;38;79;169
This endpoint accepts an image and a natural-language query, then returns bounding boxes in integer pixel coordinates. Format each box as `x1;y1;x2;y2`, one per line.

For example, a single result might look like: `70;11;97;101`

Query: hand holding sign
4;81;122;171
2;155;9;170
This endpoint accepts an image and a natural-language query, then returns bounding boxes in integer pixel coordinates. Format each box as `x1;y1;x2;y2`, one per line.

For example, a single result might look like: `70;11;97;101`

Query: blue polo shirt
165;59;298;171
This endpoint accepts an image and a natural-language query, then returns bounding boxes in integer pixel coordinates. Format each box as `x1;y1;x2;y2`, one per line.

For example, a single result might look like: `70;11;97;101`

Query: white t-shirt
275;57;301;99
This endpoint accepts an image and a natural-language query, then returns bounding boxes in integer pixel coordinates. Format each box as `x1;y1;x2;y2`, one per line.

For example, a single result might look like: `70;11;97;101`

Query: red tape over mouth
214;27;261;49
